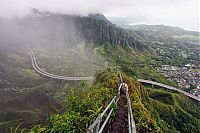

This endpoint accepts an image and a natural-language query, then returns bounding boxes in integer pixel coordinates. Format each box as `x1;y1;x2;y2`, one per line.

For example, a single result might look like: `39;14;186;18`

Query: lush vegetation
33;68;200;133
144;87;200;133
2;43;199;133
1;13;199;133
31;69;167;132
95;43;177;86
31;69;119;132
122;76;162;132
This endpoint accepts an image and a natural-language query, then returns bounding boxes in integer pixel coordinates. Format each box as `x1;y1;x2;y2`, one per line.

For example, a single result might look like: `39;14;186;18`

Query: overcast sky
0;0;199;31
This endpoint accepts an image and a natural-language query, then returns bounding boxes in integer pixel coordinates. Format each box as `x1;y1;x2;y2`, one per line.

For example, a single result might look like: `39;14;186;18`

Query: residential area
156;64;200;97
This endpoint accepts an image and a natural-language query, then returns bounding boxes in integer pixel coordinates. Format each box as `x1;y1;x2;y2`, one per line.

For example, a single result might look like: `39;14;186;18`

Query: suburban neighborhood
156;64;200;97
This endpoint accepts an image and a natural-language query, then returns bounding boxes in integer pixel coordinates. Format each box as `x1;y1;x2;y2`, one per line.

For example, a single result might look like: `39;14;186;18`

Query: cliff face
76;14;150;52
76;14;137;47
10;13;150;52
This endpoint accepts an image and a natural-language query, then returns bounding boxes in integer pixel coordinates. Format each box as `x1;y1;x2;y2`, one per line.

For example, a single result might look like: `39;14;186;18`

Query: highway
138;79;200;102
27;48;94;81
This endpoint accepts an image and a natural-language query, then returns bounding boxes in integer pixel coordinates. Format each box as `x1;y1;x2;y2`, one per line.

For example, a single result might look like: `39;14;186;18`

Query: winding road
27;48;199;100
27;48;94;81
138;79;200;102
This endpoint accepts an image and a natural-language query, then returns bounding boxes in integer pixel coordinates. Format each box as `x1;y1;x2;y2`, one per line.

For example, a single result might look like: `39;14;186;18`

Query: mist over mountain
0;9;199;132
0;10;152;50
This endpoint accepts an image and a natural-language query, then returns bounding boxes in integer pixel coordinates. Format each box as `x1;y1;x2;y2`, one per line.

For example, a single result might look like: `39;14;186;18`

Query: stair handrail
87;96;117;133
120;73;136;133
126;91;137;133
88;73;137;133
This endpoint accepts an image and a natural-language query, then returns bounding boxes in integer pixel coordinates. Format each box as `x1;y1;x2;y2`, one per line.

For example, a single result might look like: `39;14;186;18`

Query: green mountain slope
31;70;200;133
146;88;200;132
0;13;199;132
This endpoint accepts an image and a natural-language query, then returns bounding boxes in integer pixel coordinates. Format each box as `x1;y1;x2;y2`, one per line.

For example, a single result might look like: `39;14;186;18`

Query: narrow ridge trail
110;96;127;133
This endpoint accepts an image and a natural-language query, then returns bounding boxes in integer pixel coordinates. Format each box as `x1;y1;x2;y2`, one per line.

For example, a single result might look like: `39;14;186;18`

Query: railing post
128;107;131;133
98;108;114;133
88;74;138;133
88;96;117;133
96;115;101;133
127;92;136;133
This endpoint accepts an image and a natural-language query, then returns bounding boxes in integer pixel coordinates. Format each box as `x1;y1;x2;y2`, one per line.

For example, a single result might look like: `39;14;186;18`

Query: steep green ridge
31;70;200;133
31;69;119;132
1;42;198;132
31;69;162;132
95;43;176;86
145;87;200;132
0;13;199;132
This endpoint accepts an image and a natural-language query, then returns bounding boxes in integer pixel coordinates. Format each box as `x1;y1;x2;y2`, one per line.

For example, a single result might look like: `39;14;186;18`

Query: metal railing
120;73;136;133
87;96;118;133
88;73;137;133
138;79;200;102
126;91;137;133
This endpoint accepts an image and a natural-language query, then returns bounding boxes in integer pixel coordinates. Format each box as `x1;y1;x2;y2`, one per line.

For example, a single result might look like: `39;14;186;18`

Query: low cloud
0;0;198;31
0;0;126;17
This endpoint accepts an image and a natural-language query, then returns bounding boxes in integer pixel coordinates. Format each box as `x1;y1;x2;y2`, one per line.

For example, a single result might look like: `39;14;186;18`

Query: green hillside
0;13;199;132
145;87;200;132
30;42;199;133
31;70;200;133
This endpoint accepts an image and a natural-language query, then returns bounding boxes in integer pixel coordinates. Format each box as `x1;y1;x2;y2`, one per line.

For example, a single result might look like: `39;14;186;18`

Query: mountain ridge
0;12;199;132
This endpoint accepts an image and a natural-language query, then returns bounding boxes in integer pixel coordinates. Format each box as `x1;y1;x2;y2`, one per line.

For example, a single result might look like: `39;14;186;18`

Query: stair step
110;96;127;133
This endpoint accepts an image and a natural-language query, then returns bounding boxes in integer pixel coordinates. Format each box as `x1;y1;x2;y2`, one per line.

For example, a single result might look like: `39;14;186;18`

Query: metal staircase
88;74;136;133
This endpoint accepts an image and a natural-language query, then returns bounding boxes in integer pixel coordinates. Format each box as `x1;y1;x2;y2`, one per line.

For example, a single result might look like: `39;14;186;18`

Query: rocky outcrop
77;14;135;46
16;12;150;52
76;14;150;52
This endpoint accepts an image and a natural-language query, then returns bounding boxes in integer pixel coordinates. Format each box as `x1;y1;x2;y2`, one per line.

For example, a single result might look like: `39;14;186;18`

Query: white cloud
0;0;198;31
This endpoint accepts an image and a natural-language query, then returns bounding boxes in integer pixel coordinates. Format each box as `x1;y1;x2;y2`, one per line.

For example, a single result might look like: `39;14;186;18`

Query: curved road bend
28;48;200;101
138;79;200;102
28;48;94;81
